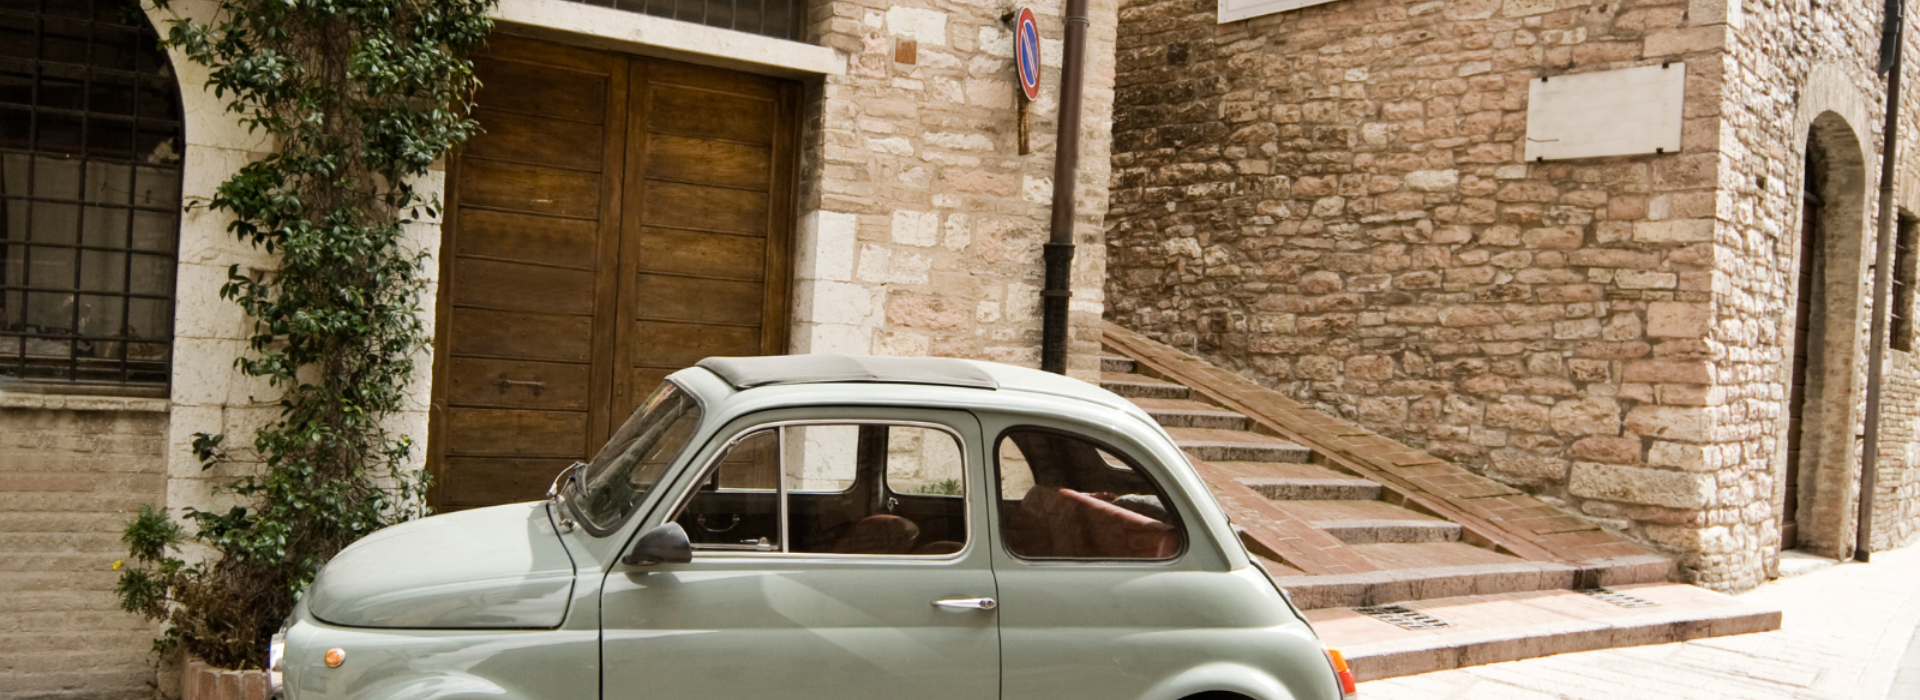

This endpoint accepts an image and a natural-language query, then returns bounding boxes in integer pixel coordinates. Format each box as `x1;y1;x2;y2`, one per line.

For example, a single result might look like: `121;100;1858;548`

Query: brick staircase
1100;322;1780;681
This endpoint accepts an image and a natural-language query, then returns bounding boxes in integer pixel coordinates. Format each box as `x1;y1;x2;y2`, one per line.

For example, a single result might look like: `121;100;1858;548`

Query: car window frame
989;424;1191;565
659;418;975;561
569;377;708;537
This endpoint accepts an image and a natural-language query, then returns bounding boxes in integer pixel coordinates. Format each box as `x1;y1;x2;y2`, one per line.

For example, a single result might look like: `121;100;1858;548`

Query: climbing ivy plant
114;0;495;669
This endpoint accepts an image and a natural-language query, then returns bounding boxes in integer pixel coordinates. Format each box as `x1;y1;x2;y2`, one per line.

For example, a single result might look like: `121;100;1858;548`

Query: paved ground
1357;544;1920;699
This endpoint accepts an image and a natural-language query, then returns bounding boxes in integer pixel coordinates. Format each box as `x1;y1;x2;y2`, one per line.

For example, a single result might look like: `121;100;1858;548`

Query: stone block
1647;301;1711;338
1624;405;1711;441
1551;397;1622;436
1570;436;1643;464
1570;463;1713;508
1622;360;1715;384
1633;219;1714;243
1491;448;1569;480
1647;440;1719;472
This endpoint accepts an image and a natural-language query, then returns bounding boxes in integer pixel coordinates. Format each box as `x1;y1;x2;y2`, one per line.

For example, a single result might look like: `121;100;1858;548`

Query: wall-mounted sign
1015;7;1041;101
1524;63;1687;161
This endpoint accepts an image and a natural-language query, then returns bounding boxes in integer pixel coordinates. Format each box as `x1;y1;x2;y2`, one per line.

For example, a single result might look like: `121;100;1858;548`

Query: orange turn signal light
323;648;346;668
1325;646;1358;698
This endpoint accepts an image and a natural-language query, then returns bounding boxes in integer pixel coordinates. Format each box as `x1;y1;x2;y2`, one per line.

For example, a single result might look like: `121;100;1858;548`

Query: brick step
1099;372;1190;400
1167;426;1312;463
1099;355;1137;373
1129;397;1251;430
1308;583;1781;682
1282;499;1462;544
1267;550;1677;609
1208;460;1381;500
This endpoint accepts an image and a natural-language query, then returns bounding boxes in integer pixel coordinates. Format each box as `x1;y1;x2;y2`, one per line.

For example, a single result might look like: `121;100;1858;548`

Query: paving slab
1357;544;1920;699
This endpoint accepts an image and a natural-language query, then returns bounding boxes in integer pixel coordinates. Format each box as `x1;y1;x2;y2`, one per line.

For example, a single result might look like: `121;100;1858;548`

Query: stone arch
1782;109;1871;558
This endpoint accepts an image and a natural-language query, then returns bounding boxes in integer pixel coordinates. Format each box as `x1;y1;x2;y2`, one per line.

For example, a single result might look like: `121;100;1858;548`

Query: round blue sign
1015;7;1040;101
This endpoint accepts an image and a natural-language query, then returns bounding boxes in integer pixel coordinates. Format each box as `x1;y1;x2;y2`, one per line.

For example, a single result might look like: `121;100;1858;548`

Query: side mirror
623;522;693;566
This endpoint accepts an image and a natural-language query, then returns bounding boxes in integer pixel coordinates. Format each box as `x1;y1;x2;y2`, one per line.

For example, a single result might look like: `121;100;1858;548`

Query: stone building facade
1106;0;1920;589
1;0;1115;696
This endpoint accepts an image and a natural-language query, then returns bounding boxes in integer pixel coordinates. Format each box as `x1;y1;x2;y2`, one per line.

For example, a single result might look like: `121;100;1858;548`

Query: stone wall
0;398;168;700
796;0;1118;380
1105;0;1920;588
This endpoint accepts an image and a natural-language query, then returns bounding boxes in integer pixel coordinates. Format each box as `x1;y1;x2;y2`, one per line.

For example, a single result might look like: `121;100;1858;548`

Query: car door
981;414;1221;700
600;406;999;700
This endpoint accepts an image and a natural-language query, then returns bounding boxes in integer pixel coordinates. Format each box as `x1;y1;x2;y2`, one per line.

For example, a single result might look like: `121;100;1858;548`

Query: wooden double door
430;36;799;509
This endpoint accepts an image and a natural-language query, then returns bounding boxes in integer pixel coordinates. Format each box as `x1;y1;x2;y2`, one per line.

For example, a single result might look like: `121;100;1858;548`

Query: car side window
672;423;968;556
995;429;1184;560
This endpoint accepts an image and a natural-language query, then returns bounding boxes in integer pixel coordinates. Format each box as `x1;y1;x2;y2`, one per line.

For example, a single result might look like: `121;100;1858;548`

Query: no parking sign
1014;7;1041;101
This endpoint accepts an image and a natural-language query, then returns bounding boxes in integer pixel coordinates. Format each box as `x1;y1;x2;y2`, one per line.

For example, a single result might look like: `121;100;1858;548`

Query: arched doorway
1784;113;1869;555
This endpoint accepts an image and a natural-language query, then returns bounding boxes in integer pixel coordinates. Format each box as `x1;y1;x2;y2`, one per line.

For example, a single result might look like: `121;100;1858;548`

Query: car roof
697;354;999;390
680;354;1146;419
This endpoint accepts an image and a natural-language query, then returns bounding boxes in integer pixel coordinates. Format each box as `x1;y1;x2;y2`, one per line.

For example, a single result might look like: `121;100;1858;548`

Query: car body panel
281;359;1338;700
599;406;1000;700
306;503;575;629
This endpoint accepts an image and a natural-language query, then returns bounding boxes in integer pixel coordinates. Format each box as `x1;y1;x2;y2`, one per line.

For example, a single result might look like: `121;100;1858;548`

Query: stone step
1285;500;1462;544
1099;372;1190;400
1099;355;1137;373
1166;426;1312;463
1209;460;1381;500
1308;583;1781;682
1267;550;1678;610
1129;397;1251;430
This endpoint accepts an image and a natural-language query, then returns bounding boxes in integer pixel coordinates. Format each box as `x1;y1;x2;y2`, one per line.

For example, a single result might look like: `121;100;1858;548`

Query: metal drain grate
1355;604;1453;630
1580;587;1661;608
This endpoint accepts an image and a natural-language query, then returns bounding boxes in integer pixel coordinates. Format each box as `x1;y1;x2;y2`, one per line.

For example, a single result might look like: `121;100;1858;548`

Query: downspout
1040;0;1090;375
1859;0;1905;563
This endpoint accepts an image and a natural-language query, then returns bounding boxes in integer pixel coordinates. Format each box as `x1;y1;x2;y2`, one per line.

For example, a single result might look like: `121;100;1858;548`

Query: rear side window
995;429;1183;560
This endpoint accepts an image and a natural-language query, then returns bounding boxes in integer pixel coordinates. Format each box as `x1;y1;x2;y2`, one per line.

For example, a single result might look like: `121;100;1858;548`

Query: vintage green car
275;355;1357;700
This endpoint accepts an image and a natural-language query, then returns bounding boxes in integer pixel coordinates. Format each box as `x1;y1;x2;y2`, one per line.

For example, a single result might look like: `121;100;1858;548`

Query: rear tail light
1323;646;1358;699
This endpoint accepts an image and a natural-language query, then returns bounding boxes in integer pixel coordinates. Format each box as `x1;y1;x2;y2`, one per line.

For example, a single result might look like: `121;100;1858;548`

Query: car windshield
572;381;703;533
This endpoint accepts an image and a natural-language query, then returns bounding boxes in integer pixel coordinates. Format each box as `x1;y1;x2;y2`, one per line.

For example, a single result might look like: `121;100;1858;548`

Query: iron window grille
0;0;183;393
1894;213;1916;352
558;0;802;42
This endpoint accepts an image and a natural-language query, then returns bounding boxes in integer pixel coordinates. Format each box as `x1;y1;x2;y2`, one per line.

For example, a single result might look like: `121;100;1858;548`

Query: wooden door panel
647;134;771;190
465;108;604;171
447;357;592;411
649;88;775;144
447;408;589;457
636;228;766;280
453;209;600;269
434;39;797;510
457;159;600;218
450;308;593;362
650;60;780;99
643;180;768;234
633;275;763;326
633;321;759;368
441;457;579;505
472;59;608;123
450;258;596;315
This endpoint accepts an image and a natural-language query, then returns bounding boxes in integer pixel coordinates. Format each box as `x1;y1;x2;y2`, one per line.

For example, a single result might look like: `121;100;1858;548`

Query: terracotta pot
182;656;272;700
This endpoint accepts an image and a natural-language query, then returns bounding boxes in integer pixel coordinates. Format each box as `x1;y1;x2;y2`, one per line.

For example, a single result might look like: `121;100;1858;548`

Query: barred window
1894;213;1917;352
558;0;801;41
0;0;182;392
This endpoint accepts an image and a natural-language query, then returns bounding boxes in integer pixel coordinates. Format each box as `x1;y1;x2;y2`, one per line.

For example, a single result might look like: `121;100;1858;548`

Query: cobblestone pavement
1357;544;1920;699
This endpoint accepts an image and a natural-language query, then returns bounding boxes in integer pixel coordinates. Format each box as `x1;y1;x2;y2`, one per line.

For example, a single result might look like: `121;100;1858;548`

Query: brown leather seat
1004;486;1178;559
831;514;921;554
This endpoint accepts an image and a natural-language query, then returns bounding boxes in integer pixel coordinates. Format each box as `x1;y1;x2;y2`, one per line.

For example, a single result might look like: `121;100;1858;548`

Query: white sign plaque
1524;63;1686;161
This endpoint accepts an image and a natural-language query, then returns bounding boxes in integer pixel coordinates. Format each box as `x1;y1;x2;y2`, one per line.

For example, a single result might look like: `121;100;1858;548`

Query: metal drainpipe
1859;0;1904;563
1040;0;1090;375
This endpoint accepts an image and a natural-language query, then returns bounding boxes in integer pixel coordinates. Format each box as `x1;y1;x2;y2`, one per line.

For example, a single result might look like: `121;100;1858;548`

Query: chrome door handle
933;597;997;611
